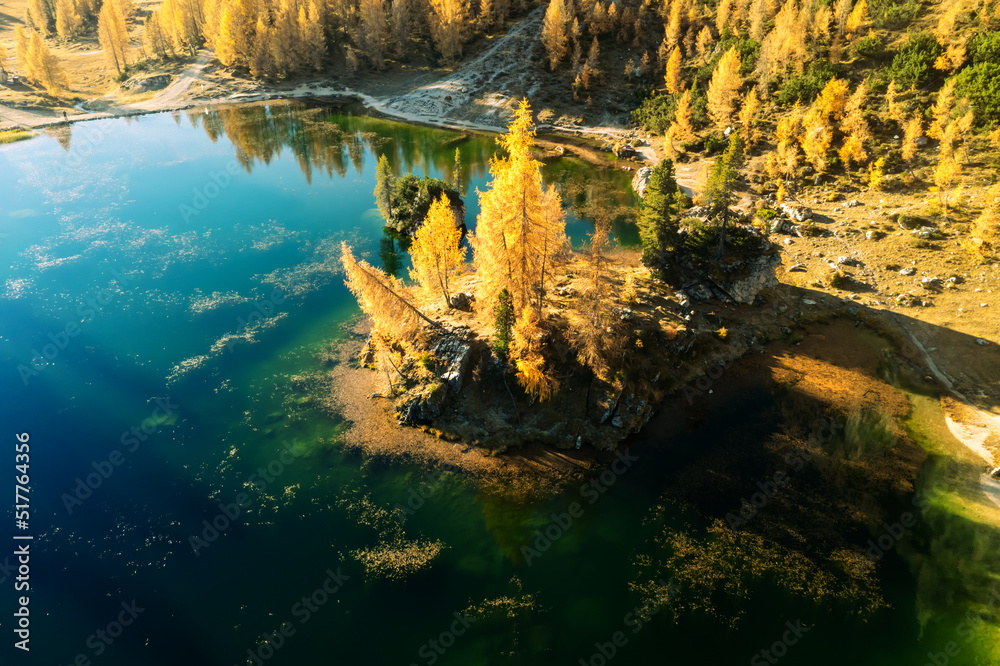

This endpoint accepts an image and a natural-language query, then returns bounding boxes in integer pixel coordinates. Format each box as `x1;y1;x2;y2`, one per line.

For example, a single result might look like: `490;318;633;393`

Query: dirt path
894;314;998;467
130;50;213;111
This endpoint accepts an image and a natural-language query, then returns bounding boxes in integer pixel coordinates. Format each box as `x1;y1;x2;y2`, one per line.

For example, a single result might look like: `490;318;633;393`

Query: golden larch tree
98;0;130;75
409;195;467;308
56;0;83;40
670;88;697;143
429;0;470;62
24;30;68;94
665;45;682;94
738;88;761;148
844;0;867;36
144;10;175;59
901;114;922;164
541;0;570;69
470;100;567;400
341;241;439;343
359;0;389;69
707;47;742;130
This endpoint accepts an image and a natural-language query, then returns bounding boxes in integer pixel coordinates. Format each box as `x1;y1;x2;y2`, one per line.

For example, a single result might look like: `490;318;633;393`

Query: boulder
846;199;862;207
788;263;807;272
899;267;917;276
779;203;813;222
431;335;472;393
631;167;653;198
450;292;474;311
837;256;862;267
724;253;781;304
866;230;886;241
121;74;171;92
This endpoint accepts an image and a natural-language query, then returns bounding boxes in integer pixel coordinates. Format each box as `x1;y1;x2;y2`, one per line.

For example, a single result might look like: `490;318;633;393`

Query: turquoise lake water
1;101;998;665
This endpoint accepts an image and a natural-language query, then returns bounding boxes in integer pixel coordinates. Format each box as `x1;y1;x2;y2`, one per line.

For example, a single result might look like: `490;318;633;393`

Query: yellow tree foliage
928;79;955;140
161;0;204;56
665;45;682;93
510;306;558;401
717;0;735;32
695;25;713;64
901;114;922;163
471;100;567;323
671;88;697;142
844;0;867;35
144;10;175;59
429;0;470;63
817;77;849;120
300;2;326;71
340;241;439;345
748;0;770;40
666;0;684;48
801;105;834;171
811;4;832;43
56;0;83;40
409;195;467;308
359;0;389;69
707;47;742;130
28;0;52;35
215;0;257;68
249;17;275;78
967;184;1000;259
738;88;761;148
765;101;803;179
98;0;130;74
22;30;68;94
884;80;905;125
541;0;571;70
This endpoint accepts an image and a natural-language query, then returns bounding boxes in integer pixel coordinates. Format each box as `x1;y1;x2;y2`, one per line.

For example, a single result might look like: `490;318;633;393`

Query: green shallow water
1;101;998;666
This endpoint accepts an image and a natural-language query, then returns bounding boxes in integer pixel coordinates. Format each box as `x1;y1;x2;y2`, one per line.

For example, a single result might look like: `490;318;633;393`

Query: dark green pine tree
704;132;745;253
636;159;686;278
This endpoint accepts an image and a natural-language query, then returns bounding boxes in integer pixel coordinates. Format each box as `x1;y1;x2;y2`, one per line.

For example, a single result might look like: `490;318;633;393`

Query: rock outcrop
632;167;653;198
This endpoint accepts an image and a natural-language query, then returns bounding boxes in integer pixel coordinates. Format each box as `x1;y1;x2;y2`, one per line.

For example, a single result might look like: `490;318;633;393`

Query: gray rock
121;74;171;92
837;256;862;267
977;338;990;346
779;203;813;222
846;199;862;208
866;230;886;241
631;167;653;198
770;219;788;234
915;136;928;146
723;253;781;304
432;336;472;393
899;267;917;276
802;298;817;305
788;263;807;272
675;290;691;308
921;277;942;288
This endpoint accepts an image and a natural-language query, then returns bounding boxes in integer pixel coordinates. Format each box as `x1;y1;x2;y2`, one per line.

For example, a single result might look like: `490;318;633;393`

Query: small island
336;100;779;456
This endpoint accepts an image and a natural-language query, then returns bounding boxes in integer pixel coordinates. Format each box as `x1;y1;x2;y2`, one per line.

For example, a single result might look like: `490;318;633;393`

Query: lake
1;100;998;666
